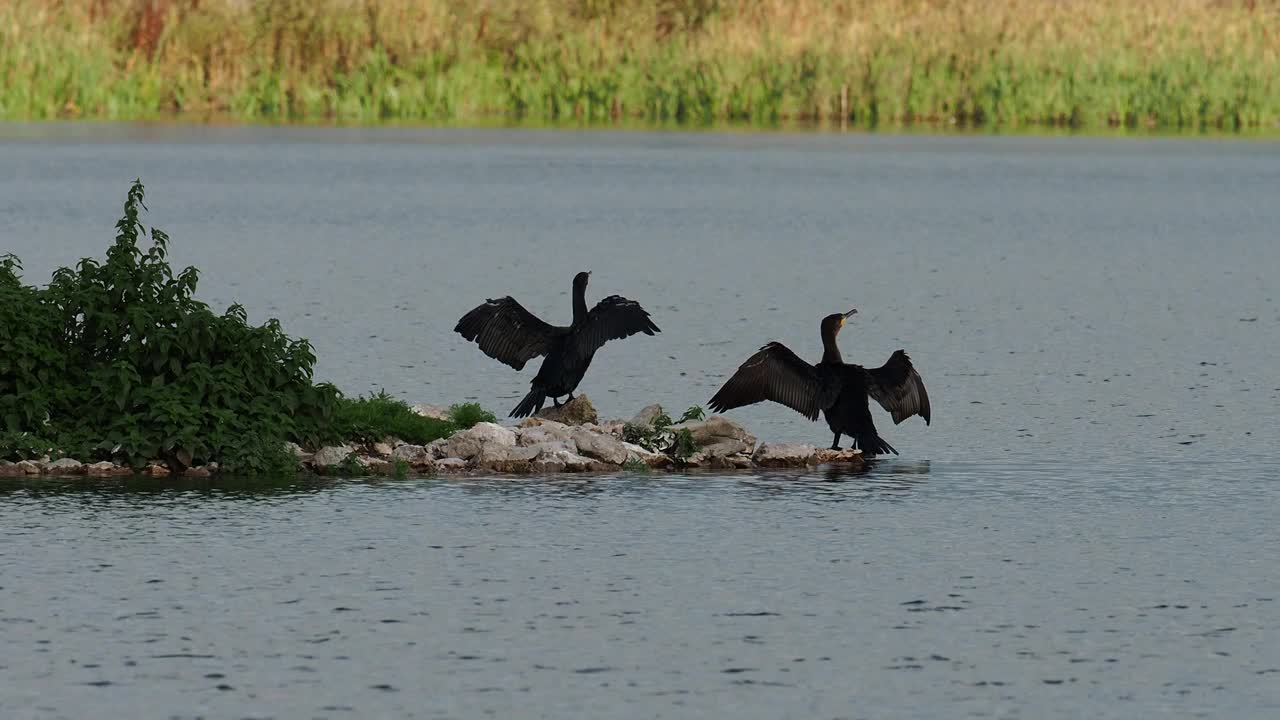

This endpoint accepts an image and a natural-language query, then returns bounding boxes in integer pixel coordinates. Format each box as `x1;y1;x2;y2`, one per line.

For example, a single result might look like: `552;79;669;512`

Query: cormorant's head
573;271;591;291
821;308;858;336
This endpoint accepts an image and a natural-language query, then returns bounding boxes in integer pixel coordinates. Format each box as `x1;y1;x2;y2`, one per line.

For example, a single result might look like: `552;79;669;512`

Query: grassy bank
2;0;1278;130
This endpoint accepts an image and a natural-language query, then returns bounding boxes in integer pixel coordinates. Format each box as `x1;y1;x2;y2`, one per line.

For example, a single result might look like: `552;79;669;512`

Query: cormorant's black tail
854;432;898;457
510;388;546;418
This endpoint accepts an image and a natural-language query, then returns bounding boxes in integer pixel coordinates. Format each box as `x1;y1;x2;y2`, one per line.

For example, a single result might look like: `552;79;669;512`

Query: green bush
0;179;341;469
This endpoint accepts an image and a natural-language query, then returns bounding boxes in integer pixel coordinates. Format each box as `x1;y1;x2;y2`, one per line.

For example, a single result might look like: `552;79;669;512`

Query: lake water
1;124;1278;718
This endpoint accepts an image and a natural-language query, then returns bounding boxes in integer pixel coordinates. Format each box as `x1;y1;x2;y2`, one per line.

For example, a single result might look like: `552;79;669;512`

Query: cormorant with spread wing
455;271;660;418
708;308;930;456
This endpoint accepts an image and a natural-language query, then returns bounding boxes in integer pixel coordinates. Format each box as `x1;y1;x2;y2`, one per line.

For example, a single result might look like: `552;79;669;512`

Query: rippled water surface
2;125;1279;718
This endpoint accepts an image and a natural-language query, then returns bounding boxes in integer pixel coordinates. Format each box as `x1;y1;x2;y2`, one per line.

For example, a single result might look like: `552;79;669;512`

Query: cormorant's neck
572;282;589;324
821;329;843;364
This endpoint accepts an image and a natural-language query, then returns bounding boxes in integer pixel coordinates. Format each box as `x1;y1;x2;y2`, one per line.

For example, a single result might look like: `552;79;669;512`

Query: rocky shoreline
0;396;864;479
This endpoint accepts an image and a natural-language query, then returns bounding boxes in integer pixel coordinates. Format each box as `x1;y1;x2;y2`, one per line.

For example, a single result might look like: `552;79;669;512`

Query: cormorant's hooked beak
840;308;858;326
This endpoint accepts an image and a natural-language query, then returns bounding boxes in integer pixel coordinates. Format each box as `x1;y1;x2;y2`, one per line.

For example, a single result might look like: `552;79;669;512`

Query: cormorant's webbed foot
552;397;561;408
830;433;842;451
567;392;575;401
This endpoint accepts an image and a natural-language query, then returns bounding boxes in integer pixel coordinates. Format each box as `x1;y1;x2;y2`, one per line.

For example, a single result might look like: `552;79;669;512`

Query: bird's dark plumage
455;272;659;418
708;309;930;456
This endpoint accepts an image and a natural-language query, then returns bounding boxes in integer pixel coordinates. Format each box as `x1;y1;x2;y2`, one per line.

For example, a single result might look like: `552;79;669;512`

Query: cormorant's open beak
840;308;858;326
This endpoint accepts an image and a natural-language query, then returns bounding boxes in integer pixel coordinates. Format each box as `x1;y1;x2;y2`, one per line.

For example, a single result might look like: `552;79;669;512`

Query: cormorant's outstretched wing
454;297;563;371
575;295;660;357
866;350;931;425
708;342;835;421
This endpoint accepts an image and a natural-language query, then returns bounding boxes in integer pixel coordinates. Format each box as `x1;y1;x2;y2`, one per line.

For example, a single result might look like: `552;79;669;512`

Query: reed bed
2;0;1278;129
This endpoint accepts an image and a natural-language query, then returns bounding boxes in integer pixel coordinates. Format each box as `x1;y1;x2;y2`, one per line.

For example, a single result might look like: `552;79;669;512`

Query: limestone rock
146;463;171;477
184;465;213;478
568;427;629;465
0;461;25;477
517;421;576;449
311;444;356;470
85;461;130;477
359;456;392;474
597;420;627;437
45;458;85;476
533;395;598;426
672;415;757;453
531;448;606;473
392;444;437;470
16;460;42;475
621;441;671;468
424;438;449;459
370;442;394;456
412;403;452;421
752;442;819;467
475;445;540;473
815;448;865;466
442;422;517;461
628;404;665;428
436;458;467;472
692;438;753;461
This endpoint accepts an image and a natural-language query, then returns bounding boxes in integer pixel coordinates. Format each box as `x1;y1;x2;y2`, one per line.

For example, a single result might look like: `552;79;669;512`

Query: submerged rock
533;395;598;426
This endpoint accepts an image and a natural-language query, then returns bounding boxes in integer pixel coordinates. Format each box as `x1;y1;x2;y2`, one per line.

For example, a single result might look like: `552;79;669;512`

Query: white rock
370;442;394;456
17;460;42;475
436;458;467;471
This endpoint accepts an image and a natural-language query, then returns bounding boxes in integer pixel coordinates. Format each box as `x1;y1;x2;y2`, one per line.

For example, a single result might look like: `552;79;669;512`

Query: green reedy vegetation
332;392;494;446
0;179;493;472
2;0;1278;130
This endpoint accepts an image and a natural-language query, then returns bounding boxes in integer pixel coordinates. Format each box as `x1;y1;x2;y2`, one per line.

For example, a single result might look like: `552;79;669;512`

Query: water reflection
0;474;341;503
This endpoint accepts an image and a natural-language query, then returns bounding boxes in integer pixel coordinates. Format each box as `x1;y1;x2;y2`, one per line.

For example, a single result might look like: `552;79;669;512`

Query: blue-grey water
1;124;1278;718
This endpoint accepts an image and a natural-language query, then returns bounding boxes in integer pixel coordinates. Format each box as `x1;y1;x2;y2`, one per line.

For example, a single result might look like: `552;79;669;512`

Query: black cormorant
455;271;660;418
708;308;930;456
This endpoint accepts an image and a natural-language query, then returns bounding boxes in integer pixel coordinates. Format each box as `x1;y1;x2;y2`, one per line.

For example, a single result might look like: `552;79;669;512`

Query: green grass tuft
447;402;496;430
333;391;458;446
